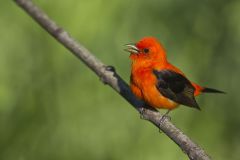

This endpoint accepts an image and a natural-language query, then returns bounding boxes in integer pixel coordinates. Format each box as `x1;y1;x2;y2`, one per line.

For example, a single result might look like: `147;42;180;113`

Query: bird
125;37;224;116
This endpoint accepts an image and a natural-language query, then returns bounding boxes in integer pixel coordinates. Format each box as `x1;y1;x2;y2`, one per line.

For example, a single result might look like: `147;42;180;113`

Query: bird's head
125;37;167;63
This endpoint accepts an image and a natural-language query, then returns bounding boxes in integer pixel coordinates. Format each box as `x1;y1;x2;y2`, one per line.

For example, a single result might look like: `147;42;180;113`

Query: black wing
153;69;200;110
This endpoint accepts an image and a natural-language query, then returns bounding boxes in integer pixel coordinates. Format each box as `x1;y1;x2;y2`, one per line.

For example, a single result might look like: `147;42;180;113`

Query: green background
1;0;240;159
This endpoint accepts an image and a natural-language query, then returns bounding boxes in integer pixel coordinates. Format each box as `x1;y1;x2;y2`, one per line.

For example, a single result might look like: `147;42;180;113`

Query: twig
14;0;211;159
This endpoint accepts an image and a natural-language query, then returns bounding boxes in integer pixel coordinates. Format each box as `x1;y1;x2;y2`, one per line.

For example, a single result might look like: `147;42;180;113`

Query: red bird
125;37;224;113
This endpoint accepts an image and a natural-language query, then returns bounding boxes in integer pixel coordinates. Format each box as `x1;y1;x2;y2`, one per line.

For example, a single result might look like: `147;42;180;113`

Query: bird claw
158;110;171;127
158;129;162;133
158;115;171;133
159;114;171;124
139;107;146;119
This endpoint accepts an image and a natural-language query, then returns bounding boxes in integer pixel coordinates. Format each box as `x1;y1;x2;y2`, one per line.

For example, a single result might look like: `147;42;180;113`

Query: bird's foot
139;107;146;119
159;114;171;124
158;110;171;127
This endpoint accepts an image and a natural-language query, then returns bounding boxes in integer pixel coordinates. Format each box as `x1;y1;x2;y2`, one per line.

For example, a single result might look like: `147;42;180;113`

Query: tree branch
14;0;211;159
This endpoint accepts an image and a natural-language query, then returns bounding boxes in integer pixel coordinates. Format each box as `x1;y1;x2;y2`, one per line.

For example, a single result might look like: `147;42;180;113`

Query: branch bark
14;0;211;159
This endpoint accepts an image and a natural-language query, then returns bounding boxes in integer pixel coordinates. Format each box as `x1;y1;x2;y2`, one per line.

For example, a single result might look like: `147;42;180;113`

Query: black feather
202;87;225;94
153;69;200;110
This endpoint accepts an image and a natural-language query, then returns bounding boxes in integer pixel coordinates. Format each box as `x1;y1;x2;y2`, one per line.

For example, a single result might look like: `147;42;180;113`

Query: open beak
124;44;139;54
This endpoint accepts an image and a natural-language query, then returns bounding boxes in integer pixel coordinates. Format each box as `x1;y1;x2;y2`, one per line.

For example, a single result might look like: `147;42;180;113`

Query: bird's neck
131;58;168;73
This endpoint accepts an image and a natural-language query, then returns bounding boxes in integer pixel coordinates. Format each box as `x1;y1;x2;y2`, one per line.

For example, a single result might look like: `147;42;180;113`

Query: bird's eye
143;48;149;53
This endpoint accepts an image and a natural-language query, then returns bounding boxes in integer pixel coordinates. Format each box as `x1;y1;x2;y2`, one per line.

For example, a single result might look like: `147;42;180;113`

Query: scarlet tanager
125;37;224;114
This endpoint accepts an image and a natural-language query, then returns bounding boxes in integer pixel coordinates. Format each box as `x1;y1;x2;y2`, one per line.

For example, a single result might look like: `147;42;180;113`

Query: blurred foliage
0;0;240;159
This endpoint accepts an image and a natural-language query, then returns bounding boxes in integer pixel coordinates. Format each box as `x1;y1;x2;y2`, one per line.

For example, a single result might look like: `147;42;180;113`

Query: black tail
202;87;225;94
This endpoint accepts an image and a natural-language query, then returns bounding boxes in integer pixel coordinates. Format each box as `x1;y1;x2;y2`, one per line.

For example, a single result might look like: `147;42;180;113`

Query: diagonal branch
14;0;211;159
